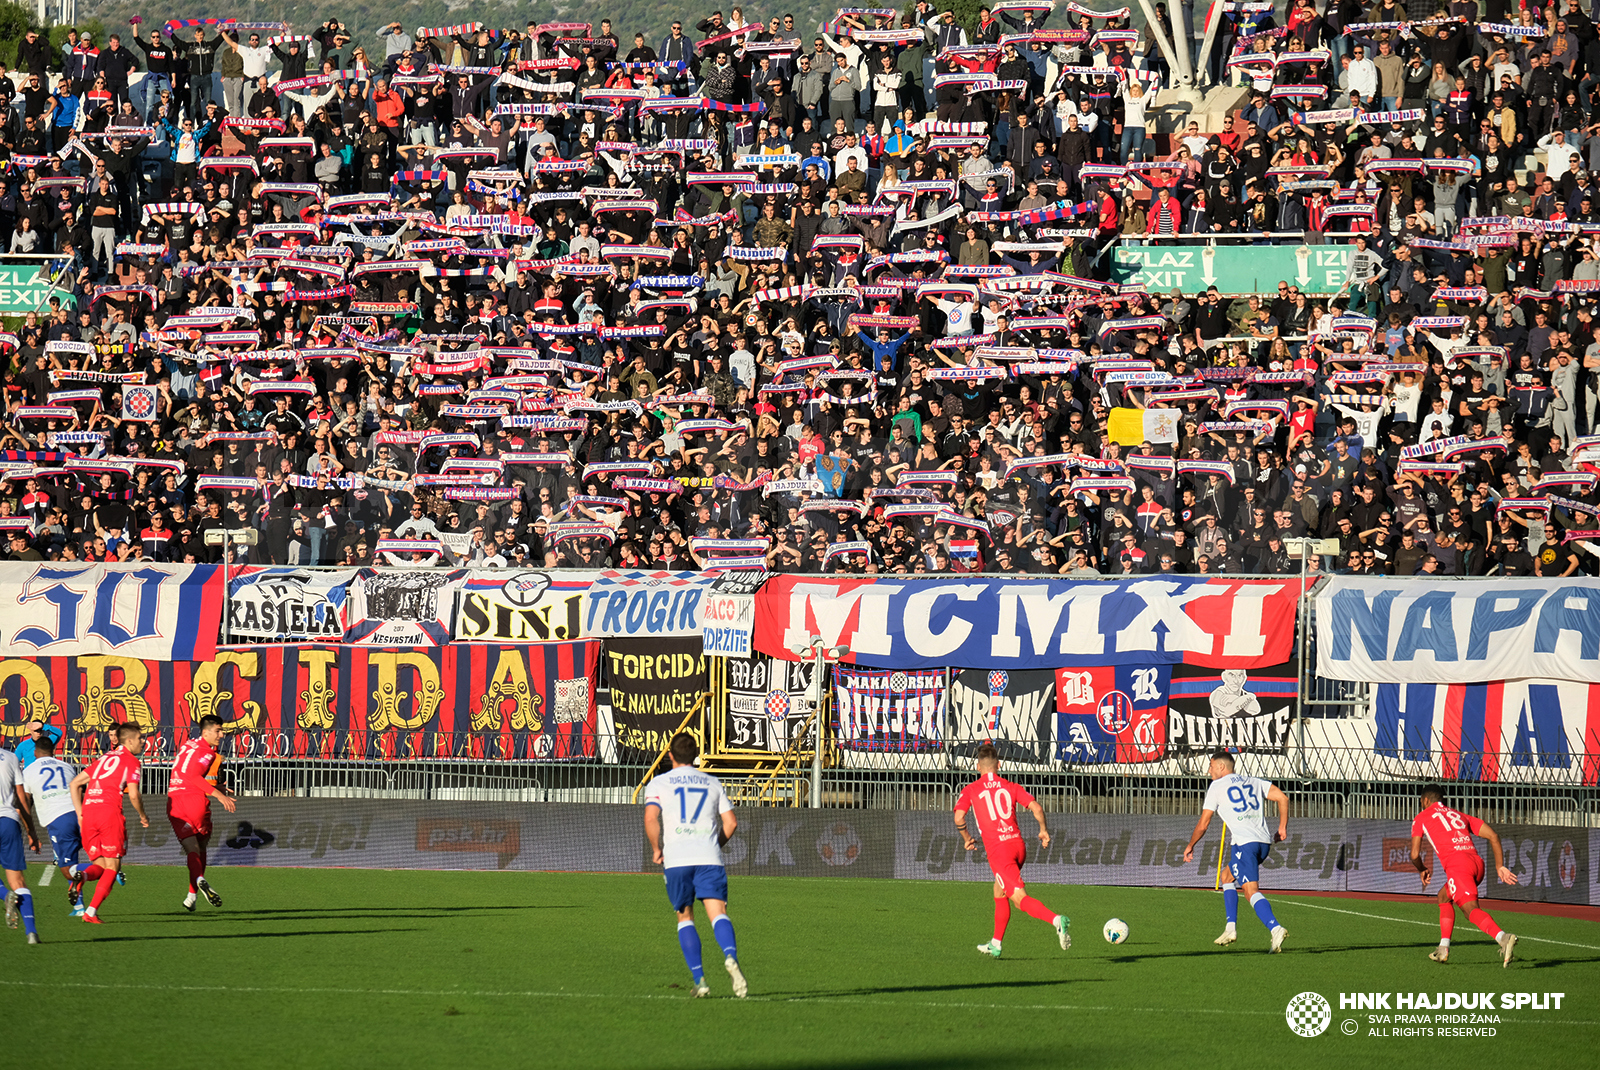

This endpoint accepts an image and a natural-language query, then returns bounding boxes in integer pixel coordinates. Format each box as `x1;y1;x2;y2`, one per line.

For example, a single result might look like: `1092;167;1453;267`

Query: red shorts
1442;855;1486;907
80;808;127;860
166;794;212;841
988;838;1028;896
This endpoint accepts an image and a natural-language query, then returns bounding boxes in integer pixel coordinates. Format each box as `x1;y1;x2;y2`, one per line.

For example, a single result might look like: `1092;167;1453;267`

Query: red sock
993;898;1011;942
1018;896;1057;924
1467;908;1502;940
1438;903;1455;941
89;873;116;910
185;852;204;892
81;864;104;881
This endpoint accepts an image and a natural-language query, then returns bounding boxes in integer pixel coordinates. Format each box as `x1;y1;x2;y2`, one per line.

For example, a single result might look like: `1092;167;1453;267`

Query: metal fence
140;759;1600;828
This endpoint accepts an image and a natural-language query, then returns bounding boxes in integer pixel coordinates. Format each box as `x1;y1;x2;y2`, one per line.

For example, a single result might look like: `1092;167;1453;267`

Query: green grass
5;867;1598;1069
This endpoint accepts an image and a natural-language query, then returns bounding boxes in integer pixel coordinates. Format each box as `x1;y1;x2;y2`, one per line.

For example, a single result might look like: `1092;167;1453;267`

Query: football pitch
5;867;1597;1070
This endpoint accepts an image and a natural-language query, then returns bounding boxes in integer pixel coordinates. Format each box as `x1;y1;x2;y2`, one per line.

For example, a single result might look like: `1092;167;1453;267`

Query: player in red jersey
1410;786;1520;967
954;744;1070;958
168;715;238;912
67;723;150;924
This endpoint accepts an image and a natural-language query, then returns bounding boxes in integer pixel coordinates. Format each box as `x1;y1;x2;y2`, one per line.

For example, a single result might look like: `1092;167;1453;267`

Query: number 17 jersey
1203;773;1275;845
643;765;733;869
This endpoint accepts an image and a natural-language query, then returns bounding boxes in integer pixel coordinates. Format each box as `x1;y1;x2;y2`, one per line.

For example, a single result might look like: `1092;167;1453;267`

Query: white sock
1224;921;1236;931
1439;938;1450;948
84;906;97;917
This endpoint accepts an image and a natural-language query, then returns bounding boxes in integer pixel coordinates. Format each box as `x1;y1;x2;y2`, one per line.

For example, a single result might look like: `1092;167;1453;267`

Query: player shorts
1443;855;1486;908
988;838;1028;896
1229;840;1273;886
46;812;81;869
0;816;24;872
166;793;212;840
80;808;128;860
664;865;729;911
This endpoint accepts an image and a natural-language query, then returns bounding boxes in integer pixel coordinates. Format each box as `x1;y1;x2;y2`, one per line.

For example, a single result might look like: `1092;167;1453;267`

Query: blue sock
1222;882;1238;925
1250;892;1279;931
713;915;737;960
15;888;35;936
677;921;704;983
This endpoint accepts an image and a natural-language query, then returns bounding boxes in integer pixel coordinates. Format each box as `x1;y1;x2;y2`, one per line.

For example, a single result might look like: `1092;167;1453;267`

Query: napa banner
755;575;1302;670
1372;680;1600;784
225;568;356;642
453;570;596;643
0;562;225;661
0;642;602;760
1315;577;1600;684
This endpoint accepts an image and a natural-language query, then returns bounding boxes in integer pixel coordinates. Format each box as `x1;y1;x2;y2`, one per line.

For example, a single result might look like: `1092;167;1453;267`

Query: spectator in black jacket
94;35;138;107
133;28;174;121
15;29;49;79
174;26;222;120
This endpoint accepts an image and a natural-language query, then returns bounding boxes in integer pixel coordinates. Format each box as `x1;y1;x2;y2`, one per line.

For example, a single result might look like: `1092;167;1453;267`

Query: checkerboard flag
122;384;158;422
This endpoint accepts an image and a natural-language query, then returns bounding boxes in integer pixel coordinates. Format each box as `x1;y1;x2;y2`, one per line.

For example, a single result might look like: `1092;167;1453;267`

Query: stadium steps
699;753;810;807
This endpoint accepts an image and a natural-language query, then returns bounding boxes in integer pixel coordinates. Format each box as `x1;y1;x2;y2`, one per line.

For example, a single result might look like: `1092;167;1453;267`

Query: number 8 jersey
1203;772;1275;845
643;765;734;869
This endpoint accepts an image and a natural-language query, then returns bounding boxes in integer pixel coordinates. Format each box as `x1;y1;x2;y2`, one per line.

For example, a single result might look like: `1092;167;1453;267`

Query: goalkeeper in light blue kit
643;732;747;999
1183;750;1290;953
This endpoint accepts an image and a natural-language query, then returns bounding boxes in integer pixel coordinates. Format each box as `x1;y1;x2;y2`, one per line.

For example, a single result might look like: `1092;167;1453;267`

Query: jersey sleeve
1463;812;1485;837
954;782;976;814
1009;779;1036;810
642;776;666;810
1253;777;1275;802
714;781;733;816
1410;813;1425;838
1201;780;1223;813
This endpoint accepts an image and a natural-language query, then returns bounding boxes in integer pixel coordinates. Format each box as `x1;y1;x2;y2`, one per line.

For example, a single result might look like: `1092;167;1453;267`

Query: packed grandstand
0;0;1596;578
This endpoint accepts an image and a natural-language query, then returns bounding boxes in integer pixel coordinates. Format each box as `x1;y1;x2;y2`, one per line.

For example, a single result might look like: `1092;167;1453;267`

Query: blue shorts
0;816;24;873
664;865;729;911
1230;840;1272;886
47;813;81;869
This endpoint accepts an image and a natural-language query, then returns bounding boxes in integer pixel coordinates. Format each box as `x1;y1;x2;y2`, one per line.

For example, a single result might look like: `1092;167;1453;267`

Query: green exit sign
0;264;75;315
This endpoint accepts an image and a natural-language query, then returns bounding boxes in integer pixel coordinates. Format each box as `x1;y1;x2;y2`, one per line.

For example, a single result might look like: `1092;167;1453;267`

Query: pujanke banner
0;642;601;761
755;575;1303;671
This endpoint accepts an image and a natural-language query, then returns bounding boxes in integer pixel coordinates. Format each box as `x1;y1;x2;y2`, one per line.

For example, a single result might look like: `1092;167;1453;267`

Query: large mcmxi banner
0;642;602;761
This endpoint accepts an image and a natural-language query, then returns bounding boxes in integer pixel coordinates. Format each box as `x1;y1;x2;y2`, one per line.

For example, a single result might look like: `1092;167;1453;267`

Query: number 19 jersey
643;765;734;869
1203;773;1275;845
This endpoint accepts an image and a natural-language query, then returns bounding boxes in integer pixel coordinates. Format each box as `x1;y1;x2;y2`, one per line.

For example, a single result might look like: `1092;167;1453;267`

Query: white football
1103;918;1130;944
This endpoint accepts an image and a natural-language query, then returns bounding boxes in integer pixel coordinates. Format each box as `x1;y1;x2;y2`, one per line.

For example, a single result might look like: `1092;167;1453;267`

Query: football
1103;918;1130;944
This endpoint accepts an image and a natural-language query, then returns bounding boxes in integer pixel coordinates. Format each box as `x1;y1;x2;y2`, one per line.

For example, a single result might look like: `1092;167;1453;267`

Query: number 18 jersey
1203;773;1275;845
643;765;734;869
1411;802;1485;868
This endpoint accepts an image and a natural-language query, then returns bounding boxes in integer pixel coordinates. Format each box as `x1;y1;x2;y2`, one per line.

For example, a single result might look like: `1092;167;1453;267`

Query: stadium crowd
0;1;1596;578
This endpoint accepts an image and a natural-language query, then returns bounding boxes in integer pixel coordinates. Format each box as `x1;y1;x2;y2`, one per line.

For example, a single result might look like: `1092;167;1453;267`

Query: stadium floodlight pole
791;637;849;808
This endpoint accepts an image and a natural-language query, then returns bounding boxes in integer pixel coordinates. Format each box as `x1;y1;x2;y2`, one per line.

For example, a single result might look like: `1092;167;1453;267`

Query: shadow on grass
81;927;423;943
1104;941;1436;963
722;1057;1040;1070
124;905;583;923
760;978;1091;1000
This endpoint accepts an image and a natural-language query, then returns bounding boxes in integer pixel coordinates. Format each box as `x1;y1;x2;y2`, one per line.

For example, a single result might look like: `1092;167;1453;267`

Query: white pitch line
1275;898;1600;952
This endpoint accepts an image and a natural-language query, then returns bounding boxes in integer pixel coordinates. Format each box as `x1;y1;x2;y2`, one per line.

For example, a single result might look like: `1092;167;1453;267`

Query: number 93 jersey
1203;772;1275;846
644;766;734;869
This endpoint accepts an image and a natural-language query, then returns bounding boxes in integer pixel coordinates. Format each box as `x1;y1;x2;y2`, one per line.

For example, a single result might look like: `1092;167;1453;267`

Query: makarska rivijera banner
0;562;224;661
0;642;601;761
755;575;1303;670
604;635;707;757
832;665;947;752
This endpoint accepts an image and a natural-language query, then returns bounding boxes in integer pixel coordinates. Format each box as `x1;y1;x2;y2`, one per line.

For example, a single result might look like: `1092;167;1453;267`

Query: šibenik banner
1316;577;1600;684
0;562;224;661
754;576;1302;670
